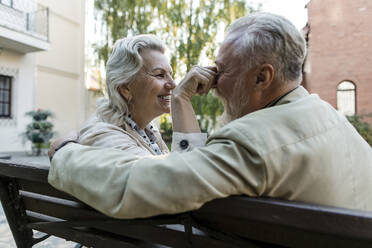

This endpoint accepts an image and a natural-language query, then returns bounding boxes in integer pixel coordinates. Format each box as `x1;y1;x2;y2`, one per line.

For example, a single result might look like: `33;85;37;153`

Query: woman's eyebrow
151;67;173;75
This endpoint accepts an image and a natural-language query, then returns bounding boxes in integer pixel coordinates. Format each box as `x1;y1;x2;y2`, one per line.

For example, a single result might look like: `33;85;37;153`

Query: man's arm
49;134;266;219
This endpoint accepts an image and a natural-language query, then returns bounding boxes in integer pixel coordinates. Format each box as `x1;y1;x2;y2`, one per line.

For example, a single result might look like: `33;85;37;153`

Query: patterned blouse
124;114;162;155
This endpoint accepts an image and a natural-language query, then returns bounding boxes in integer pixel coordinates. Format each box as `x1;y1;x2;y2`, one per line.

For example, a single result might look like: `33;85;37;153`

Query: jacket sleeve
79;122;151;156
49;134;266;219
171;132;208;152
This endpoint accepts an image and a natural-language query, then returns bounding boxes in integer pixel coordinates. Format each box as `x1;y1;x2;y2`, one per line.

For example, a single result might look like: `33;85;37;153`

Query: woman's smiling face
125;49;175;125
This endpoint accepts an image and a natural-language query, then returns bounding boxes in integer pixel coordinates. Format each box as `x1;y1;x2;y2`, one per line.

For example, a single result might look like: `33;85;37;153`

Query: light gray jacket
49;87;372;219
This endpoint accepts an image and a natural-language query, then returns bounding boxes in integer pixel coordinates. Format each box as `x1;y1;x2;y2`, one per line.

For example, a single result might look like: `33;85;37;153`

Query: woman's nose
165;78;176;89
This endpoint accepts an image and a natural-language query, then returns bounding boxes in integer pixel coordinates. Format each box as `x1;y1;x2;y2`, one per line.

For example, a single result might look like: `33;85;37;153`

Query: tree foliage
347;114;372;146
94;0;160;63
93;0;258;133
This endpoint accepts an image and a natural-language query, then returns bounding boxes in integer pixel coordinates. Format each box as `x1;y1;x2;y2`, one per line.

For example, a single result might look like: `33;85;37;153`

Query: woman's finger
195;74;211;95
196;68;217;94
201;66;217;74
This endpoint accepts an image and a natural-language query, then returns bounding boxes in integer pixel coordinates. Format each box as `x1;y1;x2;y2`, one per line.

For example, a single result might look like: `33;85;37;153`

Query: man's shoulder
212;93;323;133
208;94;346;153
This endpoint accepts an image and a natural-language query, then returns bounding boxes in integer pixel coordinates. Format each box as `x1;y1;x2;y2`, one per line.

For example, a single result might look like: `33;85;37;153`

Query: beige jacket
49;87;372;219
78;115;207;154
78;116;169;156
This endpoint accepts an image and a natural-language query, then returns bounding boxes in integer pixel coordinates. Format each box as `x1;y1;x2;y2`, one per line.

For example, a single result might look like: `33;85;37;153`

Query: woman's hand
173;66;217;101
170;66;216;133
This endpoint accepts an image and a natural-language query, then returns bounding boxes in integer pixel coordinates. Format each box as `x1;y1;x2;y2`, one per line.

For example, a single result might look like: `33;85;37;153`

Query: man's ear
255;64;275;90
119;85;132;102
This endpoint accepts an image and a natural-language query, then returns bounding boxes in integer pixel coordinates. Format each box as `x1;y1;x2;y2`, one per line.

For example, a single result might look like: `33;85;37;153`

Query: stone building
0;0;86;152
303;0;372;124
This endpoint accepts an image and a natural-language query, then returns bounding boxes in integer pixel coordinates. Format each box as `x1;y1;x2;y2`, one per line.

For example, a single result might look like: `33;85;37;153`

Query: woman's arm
171;66;216;133
171;95;200;133
170;66;216;151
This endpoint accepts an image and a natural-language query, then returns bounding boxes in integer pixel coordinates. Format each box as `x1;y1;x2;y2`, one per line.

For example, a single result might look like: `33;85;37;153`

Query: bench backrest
1;159;372;248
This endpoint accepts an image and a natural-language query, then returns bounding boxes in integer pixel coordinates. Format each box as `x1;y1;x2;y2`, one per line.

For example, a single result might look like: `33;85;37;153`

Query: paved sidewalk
0;153;77;247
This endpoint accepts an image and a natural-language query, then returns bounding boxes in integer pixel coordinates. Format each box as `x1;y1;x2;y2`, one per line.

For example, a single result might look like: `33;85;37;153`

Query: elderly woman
79;34;212;155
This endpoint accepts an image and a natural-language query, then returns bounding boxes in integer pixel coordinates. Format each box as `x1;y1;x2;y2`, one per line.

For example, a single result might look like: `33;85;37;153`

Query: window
0;75;12;118
337;81;356;116
0;0;13;8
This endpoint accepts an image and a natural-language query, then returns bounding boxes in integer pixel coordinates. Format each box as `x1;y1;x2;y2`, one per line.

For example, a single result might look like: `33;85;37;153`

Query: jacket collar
271;86;310;107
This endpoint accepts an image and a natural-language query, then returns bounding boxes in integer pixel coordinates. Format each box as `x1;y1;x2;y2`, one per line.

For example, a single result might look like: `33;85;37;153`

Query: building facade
303;0;372;124
0;0;86;152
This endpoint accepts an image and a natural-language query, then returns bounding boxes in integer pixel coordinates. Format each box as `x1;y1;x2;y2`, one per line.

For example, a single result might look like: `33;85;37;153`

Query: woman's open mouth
157;95;171;108
158;95;171;101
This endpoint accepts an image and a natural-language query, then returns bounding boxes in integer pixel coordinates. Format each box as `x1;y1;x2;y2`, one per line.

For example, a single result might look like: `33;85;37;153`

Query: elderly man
49;13;372;219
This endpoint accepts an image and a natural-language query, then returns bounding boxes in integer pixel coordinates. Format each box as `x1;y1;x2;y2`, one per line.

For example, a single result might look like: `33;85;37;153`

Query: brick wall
304;0;372;125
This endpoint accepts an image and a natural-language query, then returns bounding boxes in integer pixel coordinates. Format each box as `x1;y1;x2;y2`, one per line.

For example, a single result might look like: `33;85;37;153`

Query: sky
251;0;311;29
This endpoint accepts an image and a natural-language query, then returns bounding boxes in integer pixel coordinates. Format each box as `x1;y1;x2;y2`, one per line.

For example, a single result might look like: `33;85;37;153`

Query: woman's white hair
97;34;166;126
226;12;307;83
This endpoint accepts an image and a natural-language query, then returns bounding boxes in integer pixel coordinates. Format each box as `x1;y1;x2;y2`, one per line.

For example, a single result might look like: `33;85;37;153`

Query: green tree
347;114;372;146
94;0;161;63
93;0;258;133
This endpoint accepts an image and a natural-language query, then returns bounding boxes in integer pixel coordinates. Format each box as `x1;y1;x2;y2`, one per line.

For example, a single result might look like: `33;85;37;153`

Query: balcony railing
0;2;49;41
26;8;49;41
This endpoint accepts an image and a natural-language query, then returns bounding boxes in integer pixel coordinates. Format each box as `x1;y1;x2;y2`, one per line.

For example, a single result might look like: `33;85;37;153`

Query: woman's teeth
159;95;171;100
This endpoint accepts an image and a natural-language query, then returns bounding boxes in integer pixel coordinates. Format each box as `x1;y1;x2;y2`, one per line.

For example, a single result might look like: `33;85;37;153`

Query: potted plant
22;109;55;156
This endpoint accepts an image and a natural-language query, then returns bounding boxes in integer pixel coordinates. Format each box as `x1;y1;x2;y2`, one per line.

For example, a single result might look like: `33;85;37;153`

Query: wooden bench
1;159;372;248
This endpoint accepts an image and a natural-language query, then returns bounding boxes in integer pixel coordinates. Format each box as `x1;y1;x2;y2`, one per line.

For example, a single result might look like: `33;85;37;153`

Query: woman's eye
156;74;165;78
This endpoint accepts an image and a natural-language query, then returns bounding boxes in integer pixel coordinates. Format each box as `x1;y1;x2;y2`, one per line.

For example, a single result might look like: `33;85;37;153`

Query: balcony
0;2;50;53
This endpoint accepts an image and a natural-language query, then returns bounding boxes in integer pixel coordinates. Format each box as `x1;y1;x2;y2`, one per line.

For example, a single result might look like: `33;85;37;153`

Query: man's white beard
216;109;233;128
214;78;249;128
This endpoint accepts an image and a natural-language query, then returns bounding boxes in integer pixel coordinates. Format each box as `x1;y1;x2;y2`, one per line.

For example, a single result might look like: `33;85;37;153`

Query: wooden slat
18;178;77;201
0;159;48;183
26;211;150;248
22;191;185;226
196;196;372;238
92;222;239;248
193;197;372;247
26;210;64;223
21;191;106;221
193;214;372;248
27;211;206;248
29;223;142;248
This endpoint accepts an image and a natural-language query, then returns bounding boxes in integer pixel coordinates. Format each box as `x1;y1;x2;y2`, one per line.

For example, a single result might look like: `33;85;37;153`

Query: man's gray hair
226;12;306;82
97;34;166;126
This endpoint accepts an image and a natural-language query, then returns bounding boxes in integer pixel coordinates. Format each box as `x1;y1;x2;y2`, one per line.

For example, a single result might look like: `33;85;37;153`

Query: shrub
22;109;55;155
347;114;372;146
